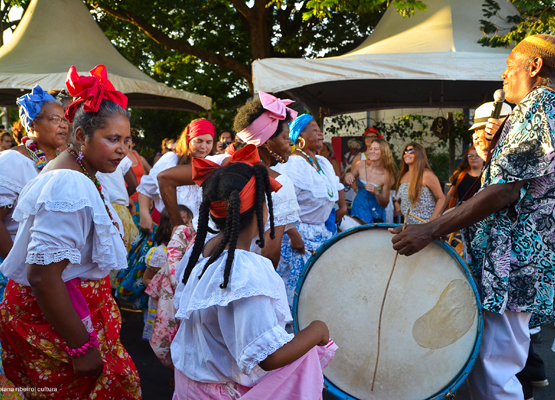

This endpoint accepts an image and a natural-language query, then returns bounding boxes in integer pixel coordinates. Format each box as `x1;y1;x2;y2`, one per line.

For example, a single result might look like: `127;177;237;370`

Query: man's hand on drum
388;224;435;256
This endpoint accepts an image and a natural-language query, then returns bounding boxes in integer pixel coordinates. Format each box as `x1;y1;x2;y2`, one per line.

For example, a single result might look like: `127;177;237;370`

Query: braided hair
182;162;275;289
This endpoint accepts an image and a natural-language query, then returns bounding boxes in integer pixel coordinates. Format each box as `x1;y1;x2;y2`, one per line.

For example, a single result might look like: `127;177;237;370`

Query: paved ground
121;308;555;400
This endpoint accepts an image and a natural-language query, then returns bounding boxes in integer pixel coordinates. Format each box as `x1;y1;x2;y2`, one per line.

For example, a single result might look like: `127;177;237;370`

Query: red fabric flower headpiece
364;127;383;140
192;144;282;218
64;65;128;123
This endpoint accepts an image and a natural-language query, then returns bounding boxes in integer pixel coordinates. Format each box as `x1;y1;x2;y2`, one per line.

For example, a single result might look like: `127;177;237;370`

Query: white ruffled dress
0;169;127;286
136;152;202;227
273;155;344;306
171;237;294;387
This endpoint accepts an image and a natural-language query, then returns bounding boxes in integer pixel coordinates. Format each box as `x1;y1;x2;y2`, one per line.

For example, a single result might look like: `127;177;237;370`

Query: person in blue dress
343;139;396;223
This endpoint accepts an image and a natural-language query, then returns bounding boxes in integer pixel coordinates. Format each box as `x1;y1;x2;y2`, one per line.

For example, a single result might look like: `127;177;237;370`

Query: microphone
491;89;505;119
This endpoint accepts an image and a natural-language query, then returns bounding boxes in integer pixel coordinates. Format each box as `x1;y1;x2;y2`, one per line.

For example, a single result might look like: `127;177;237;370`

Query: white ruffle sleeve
0;150;37;207
0;150;38;239
268;174;300;231
0;169;128;285
136;152;178;211
218;295;294;378
145;245;168;270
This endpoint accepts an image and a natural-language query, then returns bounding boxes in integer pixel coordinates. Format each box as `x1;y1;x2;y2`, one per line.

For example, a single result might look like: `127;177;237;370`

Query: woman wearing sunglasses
395;143;445;224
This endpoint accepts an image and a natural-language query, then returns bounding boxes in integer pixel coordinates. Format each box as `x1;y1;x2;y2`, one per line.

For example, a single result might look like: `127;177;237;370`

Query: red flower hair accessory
65;65;128;123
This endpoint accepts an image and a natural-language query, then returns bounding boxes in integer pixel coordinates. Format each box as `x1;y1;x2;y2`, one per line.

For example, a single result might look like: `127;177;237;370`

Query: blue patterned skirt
276;222;333;307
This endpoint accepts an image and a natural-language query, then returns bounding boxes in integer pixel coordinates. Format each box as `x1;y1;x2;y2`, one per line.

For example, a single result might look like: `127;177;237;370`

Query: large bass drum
293;224;482;400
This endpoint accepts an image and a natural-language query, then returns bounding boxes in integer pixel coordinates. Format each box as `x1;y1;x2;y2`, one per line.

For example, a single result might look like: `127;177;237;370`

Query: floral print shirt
467;86;555;326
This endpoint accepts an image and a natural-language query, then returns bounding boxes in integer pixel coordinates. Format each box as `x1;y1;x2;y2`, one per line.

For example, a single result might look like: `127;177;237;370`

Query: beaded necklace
21;137;59;171
268;149;286;164
68;148;127;247
296;148;334;198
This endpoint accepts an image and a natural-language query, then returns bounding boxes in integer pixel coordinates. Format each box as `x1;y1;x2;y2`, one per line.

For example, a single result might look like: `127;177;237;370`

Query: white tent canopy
253;0;517;116
0;0;211;112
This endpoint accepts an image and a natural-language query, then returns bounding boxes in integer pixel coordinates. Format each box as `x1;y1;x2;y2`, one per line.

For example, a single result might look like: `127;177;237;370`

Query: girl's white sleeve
217;295;294;377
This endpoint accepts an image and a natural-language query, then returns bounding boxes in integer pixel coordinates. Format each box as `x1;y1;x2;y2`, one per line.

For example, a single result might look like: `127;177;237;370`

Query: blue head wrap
288;114;314;143
16;85;55;131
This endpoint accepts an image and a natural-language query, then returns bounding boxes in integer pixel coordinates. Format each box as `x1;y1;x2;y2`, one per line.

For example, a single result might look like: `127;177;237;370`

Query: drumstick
407;212;428;224
371;210;410;391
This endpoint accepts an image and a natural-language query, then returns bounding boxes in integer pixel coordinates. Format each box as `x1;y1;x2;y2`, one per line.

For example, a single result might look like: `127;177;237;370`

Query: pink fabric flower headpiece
236;92;298;147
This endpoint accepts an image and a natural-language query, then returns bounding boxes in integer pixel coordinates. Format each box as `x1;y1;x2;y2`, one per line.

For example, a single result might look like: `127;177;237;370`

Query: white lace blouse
273;155;344;225
136;152;202;221
171;239;294;386
0;169;127;286
0;150;38;240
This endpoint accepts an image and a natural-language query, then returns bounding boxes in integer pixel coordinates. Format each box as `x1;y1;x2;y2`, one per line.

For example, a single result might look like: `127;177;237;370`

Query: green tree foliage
479;0;555;47
84;0;384;149
0;0;30;46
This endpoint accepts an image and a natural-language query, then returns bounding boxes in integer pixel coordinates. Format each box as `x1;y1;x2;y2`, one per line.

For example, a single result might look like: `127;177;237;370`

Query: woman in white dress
273;114;347;306
0;86;68;263
136;118;215;232
0;85;68;392
0;65;141;398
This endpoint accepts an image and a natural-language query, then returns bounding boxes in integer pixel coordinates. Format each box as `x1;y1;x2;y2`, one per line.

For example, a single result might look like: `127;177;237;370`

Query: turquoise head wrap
288;114;314;143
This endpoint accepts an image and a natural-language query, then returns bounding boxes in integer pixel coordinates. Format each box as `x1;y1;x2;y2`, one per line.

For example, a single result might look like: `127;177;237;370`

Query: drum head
294;225;482;400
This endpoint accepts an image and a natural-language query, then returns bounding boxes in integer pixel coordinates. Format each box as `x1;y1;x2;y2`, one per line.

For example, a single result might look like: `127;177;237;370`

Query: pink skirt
173;340;337;400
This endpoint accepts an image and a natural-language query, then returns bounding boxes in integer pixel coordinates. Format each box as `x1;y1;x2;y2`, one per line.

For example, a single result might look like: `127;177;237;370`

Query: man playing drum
391;34;555;400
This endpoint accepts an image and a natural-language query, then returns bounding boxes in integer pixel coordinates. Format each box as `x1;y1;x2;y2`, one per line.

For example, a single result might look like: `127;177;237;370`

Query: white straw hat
469;101;512;130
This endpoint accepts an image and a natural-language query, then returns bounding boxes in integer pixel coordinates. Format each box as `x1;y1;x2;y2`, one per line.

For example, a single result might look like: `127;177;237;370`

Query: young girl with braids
171;145;336;399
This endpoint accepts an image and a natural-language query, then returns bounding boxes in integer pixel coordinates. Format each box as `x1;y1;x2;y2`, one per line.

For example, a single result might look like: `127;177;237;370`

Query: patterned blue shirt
466;86;555;326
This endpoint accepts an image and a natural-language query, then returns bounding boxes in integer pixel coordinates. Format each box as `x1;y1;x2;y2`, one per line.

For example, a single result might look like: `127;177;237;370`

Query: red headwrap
192;144;282;218
187;119;215;142
364;127;383;139
64;65;128;123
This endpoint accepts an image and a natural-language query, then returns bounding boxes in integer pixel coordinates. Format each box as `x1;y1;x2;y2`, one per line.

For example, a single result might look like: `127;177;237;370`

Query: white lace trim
272;209;300;227
12;170;127;271
26;249;81;266
0;199;15;208
0;176;24;194
184;287;291;322
243;329;294;377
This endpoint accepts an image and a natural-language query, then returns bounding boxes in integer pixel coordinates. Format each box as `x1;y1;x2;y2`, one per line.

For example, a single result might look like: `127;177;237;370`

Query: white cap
469;101;512;130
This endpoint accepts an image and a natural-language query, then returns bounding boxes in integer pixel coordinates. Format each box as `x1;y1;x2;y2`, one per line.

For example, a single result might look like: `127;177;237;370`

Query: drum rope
371;209;410;391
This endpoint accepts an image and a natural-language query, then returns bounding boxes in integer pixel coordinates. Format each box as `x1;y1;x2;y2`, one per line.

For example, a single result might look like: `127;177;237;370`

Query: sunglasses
403;148;415;155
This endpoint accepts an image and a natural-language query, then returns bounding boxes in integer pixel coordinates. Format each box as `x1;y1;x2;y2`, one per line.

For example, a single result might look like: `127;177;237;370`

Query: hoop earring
298;138;306;149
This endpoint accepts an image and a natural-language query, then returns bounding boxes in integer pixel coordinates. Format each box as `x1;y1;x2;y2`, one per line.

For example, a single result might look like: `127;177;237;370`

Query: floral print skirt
0;277;141;399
